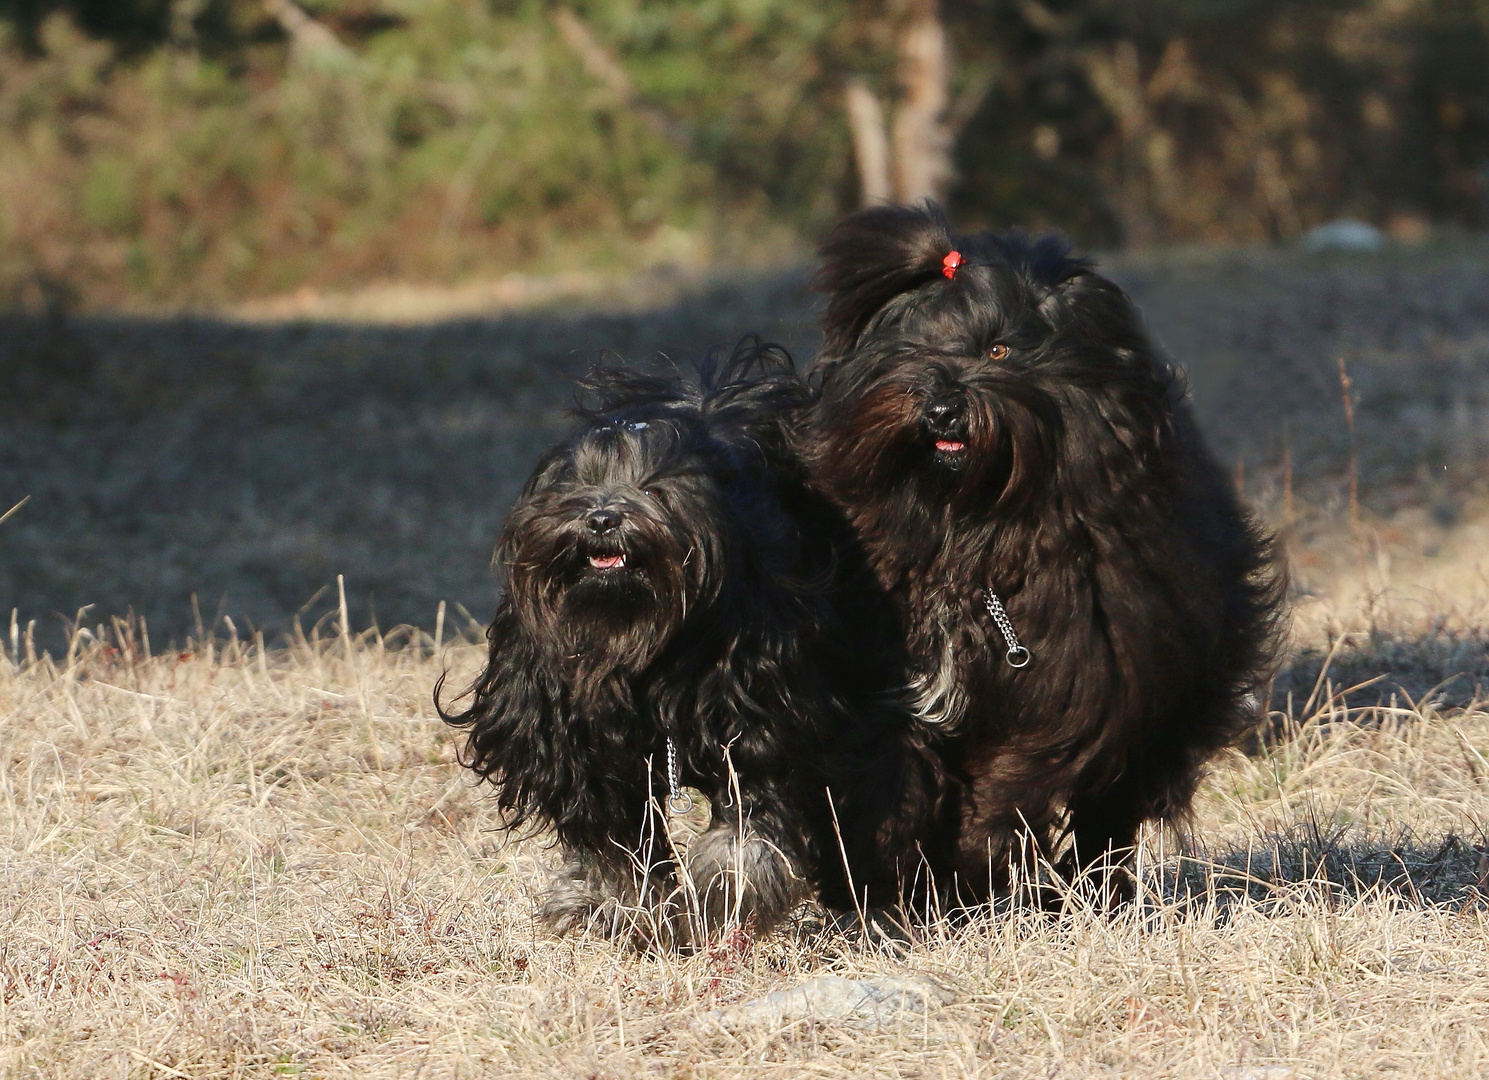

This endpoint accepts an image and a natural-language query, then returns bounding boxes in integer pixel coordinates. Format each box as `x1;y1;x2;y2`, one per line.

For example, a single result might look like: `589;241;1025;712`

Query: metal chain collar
983;588;1032;668
664;738;693;815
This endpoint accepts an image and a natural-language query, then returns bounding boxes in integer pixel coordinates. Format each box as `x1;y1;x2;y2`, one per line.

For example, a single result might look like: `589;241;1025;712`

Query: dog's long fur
801;203;1286;900
439;346;955;941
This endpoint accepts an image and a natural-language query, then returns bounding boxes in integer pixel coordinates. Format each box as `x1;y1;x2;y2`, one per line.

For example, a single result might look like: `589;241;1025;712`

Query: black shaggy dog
439;347;953;943
801;203;1285;902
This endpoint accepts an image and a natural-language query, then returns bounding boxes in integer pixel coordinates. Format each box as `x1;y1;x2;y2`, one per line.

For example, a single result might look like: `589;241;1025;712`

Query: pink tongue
935;440;966;452
589;554;625;570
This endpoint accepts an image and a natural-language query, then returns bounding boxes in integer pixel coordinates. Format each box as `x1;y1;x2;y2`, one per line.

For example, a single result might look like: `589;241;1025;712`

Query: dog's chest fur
869;501;1162;764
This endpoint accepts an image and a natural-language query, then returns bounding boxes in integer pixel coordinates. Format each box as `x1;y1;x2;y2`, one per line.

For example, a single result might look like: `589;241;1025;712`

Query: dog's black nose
586;508;623;535
925;397;964;428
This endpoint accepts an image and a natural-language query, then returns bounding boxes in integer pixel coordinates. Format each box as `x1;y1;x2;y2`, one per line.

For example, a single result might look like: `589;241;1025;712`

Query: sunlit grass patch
0;599;1487;1077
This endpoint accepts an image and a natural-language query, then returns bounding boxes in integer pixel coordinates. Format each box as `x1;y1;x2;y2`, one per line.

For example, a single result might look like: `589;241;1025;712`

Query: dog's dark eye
644;487;663;499
987;344;1010;361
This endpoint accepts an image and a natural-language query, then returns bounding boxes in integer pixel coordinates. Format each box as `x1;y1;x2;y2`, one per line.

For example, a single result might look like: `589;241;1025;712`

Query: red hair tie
942;250;964;279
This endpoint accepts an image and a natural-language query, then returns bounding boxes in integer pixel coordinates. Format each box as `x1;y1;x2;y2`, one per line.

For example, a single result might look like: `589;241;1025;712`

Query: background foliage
2;0;1489;305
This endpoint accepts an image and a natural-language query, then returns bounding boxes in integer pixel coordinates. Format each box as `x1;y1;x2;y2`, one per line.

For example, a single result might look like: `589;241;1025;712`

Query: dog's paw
535;874;607;937
536;864;687;947
686;826;807;935
538;886;668;944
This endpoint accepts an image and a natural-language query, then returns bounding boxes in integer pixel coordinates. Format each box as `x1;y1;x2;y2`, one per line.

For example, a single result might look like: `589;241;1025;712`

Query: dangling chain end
983;588;1032;669
664;737;693;815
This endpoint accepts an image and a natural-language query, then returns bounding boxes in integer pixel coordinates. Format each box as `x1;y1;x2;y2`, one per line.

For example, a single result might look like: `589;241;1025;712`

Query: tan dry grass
1;592;1488;1079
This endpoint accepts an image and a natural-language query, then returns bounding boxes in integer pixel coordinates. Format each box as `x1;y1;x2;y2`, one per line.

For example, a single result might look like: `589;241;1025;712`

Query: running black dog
439;346;953;942
801;203;1285;901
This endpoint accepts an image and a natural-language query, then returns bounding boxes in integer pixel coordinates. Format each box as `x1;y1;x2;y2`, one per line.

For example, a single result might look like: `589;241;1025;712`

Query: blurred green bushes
0;0;845;304
2;0;1489;306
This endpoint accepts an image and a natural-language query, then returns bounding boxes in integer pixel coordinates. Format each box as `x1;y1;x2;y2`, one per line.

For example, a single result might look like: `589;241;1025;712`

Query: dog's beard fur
807;354;1061;519
903;596;964;728
498;423;725;708
802;203;1286;902
807;352;1076;731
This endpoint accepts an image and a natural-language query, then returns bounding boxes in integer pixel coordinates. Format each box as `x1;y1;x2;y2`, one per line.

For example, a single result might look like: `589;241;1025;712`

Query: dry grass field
2;583;1488;1078
5;242;1489;1076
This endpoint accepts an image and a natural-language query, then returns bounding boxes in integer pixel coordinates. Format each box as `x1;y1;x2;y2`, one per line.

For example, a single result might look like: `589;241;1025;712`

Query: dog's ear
575;355;692;418
999;230;1140;347
1037;259;1151;355
435;606;546;780
699;338;809;462
698;337;796;399
1015;232;1089;289
816;202;953;354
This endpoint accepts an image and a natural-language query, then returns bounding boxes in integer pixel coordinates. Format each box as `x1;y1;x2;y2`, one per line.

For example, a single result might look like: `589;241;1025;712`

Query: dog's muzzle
923;395;969;456
582;507;629;570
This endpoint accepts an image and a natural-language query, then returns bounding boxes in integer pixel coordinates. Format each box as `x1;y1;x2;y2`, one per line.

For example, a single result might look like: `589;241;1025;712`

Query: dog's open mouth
581;536;633;572
929;426;970;458
925;408;970;460
923;396;970;460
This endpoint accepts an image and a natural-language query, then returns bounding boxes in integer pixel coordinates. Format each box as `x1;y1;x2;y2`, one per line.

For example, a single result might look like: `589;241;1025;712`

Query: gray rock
703;974;955;1031
1301;219;1385;252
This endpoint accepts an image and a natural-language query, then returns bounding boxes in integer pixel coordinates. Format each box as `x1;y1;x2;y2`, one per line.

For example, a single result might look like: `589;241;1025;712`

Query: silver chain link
664;738;693;814
983;589;1032;668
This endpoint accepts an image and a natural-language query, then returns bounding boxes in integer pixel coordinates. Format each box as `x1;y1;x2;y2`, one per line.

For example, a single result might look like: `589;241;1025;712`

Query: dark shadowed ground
5;242;1489;652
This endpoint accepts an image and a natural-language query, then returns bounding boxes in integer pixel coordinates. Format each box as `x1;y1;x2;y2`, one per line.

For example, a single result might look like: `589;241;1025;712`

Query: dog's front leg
685;794;809;938
953;748;1068;906
537;822;684;947
536;851;613;935
1057;778;1147;907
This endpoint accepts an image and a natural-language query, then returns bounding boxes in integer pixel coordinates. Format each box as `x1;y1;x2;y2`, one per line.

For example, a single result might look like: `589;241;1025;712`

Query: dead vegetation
1;593;1488;1077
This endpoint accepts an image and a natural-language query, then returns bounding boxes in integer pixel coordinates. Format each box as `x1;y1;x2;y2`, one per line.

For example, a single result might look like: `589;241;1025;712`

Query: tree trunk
891;0;953;203
845;77;892;205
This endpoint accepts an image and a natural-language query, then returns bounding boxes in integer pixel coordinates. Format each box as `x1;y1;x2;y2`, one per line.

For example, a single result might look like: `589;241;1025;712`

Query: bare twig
945;70;995;138
1282;418;1294;527
552;7;693;150
0;495;29;527
261;0;353;66
1336;354;1358;536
